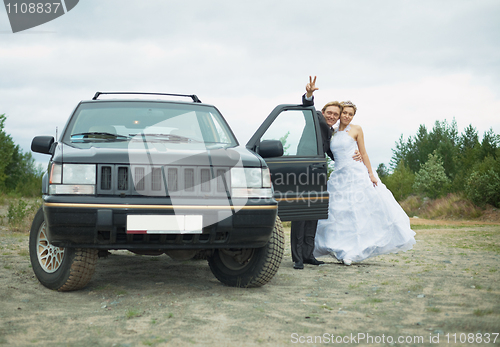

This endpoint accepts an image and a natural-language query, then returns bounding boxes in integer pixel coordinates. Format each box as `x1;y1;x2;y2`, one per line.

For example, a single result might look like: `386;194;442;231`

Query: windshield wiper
130;133;200;143
71;132;131;141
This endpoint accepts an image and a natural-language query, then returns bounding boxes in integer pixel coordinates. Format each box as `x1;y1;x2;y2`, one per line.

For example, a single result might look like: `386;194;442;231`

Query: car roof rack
92;92;202;103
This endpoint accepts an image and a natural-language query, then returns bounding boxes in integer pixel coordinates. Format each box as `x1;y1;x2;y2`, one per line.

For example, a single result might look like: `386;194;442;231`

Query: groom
291;76;360;269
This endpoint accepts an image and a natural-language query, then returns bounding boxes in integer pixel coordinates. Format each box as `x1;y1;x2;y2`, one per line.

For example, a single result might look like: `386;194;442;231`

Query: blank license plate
126;215;203;234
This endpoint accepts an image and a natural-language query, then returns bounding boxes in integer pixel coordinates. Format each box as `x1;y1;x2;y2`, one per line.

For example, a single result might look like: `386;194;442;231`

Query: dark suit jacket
302;94;334;160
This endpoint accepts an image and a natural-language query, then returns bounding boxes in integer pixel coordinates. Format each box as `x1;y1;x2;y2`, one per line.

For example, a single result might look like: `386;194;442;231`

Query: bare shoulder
350;124;363;133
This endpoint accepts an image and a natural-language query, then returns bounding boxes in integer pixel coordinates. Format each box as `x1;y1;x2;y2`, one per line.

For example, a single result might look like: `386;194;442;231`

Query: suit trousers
291;220;318;263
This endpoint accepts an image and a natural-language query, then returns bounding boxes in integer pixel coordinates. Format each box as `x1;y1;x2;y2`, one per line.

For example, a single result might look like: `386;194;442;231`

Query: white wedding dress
314;124;416;263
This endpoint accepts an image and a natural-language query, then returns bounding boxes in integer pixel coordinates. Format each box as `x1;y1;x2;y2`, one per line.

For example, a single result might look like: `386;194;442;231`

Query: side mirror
31;136;55;155
258;140;283;158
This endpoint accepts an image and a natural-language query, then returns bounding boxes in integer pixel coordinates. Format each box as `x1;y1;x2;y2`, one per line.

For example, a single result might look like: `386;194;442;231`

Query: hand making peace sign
305;76;319;98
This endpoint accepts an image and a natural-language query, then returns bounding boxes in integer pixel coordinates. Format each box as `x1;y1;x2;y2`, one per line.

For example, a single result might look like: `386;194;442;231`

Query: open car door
247;104;329;221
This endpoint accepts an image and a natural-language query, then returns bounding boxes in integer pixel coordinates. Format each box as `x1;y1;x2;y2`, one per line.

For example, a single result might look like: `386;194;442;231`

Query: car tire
29;207;98;291
208;216;284;287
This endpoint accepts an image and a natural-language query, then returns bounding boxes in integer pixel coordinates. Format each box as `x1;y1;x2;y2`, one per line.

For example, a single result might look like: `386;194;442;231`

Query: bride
313;96;416;265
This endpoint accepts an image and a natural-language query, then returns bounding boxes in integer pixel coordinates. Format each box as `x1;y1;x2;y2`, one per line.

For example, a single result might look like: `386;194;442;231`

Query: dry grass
400;193;492;221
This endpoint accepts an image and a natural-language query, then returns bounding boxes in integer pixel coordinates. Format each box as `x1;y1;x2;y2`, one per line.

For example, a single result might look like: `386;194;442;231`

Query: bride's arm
353;125;378;186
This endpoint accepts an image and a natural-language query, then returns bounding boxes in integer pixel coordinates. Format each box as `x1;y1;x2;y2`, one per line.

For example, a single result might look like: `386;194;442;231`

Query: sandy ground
0;219;499;347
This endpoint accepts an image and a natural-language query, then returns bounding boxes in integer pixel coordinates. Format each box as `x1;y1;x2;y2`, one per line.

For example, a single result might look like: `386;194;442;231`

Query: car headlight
230;167;273;198
231;168;261;188
49;163;96;195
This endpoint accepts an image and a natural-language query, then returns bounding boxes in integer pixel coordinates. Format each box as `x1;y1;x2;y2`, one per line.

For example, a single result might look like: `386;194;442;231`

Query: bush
383;160;415;201
465;169;500;208
5;198;41;232
7;199;29;224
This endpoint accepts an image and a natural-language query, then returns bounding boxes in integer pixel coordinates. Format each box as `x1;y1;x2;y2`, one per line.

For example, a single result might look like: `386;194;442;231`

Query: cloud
306;73;500;167
0;0;499;169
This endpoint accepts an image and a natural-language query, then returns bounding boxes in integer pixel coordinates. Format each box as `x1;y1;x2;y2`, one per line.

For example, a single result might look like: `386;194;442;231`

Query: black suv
30;92;329;291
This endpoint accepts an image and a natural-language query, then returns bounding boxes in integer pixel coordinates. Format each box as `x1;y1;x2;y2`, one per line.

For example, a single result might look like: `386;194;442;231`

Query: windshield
62;101;237;148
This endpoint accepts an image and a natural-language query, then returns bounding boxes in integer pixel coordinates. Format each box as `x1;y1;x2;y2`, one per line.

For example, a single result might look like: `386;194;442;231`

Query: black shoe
293;261;304;269
304;258;325;266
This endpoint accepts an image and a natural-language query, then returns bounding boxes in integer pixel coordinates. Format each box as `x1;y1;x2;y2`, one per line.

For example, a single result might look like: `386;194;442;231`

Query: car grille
96;164;230;196
109;228;229;245
118;167;129;190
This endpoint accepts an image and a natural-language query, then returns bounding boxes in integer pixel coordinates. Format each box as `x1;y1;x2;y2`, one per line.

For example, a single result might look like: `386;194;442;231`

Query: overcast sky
1;0;499;170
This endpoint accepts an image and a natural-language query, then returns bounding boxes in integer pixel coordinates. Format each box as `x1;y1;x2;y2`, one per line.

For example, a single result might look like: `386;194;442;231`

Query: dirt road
1;219;499;346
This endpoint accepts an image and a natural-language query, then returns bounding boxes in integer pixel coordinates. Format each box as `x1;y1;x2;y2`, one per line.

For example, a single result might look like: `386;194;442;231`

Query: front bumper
43;195;278;250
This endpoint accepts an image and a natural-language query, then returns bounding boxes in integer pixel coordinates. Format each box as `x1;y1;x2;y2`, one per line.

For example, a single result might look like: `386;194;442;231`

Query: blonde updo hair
340;100;357;115
321;101;343;114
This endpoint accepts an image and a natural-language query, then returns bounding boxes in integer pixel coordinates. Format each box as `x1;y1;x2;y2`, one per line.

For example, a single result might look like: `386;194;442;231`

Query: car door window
246;105;328;221
260;110;319;156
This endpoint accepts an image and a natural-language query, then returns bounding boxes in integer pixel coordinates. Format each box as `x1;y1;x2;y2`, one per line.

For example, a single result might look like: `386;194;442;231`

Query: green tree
411;124;431;172
0;113;43;196
391;119;459;178
384;160;415;201
430;119;459;179
389;134;411;171
460;124;479;153
413;151;450;199
479;128;499;161
466;169;500;208
452;124;481;192
376;163;389;179
389;120;500;202
465;155;500;207
279;131;291;156
0;114;16;191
